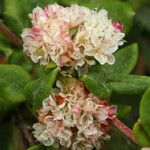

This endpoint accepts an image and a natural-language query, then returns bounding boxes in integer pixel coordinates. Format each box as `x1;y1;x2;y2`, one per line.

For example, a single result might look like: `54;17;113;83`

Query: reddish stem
113;118;137;144
0;20;23;48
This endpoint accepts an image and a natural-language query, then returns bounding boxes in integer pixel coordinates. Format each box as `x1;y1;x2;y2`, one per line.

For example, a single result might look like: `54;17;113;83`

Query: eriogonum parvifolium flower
141;148;150;150
21;4;125;68
33;79;117;150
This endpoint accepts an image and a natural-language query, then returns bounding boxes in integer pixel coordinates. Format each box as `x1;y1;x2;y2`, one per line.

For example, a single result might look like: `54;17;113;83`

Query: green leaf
8;50;33;72
108;74;150;95
140;87;150;137
4;0;29;35
0;65;31;116
83;67;112;98
27;144;54;150
3;0;58;35
116;104;132;119
44;61;57;73
133;119;150;147
100;43;138;75
0;64;31;115
0;34;12;58
79;0;135;33
25;67;60;110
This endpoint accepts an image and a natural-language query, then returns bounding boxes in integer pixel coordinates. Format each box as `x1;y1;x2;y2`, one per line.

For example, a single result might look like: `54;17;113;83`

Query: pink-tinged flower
21;27;49;65
22;4;74;67
22;15;73;66
33;80;117;149
112;21;123;31
72;104;81;115
22;4;125;68
29;7;47;26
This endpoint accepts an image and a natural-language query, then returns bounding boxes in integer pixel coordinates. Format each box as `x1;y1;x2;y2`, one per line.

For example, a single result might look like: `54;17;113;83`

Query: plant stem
0;20;23;48
113;118;137;144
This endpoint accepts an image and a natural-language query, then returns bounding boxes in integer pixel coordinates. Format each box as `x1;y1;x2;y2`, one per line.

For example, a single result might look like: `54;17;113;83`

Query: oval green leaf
0;64;31;114
83;68;112;98
25;67;60;110
100;43;138;75
0;64;31;103
133;119;150;147
109;74;150;95
140;87;150;137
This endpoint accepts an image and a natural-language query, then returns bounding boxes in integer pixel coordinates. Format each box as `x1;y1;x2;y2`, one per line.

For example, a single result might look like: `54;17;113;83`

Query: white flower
29;6;47;26
72;135;94;150
141;148;150;150
22;4;125;68
74;9;125;65
32;123;55;146
33;80;117;149
64;5;92;28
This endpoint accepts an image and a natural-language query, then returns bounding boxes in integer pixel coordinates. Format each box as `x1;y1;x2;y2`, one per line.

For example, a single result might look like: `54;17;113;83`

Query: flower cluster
33;79;116;150
21;4;125;68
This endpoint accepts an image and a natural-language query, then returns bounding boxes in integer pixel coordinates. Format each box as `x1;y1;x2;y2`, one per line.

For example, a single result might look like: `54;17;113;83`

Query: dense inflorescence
33;80;116;150
21;4;126;150
21;4;125;69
